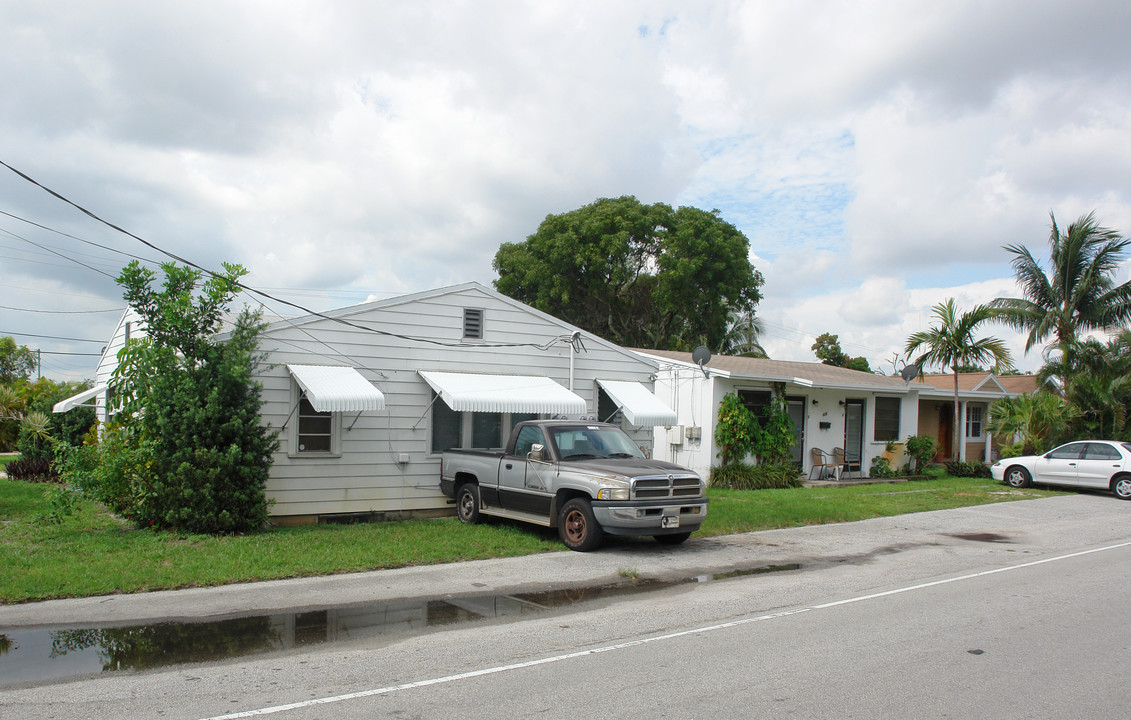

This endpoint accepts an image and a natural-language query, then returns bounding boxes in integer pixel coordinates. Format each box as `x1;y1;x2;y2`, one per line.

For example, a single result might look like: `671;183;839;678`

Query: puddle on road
0;564;799;688
945;532;1013;543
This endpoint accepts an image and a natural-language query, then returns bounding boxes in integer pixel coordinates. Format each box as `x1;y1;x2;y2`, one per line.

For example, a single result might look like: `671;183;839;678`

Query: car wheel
456;483;481;524
653;532;692;546
1112;475;1131;501
558;498;604;552
1005;466;1032;489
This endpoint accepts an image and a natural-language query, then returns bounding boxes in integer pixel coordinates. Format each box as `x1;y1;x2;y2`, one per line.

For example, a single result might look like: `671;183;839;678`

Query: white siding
254;284;660;518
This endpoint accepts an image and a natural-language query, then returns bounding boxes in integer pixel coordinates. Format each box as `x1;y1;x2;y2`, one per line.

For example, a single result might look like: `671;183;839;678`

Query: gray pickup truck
440;419;707;551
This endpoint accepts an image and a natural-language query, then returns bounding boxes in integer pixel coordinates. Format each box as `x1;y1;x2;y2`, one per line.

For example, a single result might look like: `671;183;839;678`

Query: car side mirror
528;443;546;462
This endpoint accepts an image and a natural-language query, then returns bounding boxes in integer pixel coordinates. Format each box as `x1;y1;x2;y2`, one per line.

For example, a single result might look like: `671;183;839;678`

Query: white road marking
199;540;1131;720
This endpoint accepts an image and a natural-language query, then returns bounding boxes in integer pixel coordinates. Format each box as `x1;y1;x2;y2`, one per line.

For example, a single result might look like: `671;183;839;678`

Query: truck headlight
597;482;630;501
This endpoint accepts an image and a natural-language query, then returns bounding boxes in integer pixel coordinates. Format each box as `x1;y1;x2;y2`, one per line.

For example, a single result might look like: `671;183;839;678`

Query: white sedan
991;440;1131;500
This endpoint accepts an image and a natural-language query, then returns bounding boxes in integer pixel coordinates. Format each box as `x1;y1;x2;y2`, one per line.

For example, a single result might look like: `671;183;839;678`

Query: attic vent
463;308;484;339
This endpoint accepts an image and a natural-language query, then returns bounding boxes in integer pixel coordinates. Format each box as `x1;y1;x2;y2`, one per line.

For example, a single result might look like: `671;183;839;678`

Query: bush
709;462;802;490
945;460;992;478
999;443;1026;459
905;435;937;472
5;457;59;483
869;455;896;478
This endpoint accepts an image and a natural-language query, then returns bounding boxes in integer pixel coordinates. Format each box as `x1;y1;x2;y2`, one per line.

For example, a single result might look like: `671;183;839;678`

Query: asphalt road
2;493;1130;719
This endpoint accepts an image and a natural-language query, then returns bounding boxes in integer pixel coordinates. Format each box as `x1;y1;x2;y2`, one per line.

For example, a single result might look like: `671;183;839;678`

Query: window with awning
419;371;584;452
286;365;385;456
595;379;676;426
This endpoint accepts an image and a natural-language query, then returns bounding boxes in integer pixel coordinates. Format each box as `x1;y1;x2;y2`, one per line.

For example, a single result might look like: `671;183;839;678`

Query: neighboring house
633;349;930;481
55;282;675;524
916;372;1040;463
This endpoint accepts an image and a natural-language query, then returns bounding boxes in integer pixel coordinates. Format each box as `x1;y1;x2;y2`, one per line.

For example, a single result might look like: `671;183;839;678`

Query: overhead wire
1;160;568;353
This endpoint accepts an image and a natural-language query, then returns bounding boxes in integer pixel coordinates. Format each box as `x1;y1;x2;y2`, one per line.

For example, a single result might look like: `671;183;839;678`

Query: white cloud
4;0;1131;381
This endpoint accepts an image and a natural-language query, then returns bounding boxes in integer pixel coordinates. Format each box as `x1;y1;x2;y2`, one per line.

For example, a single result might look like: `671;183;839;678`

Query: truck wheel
558;498;604;552
456;483;481;524
653;532;691;546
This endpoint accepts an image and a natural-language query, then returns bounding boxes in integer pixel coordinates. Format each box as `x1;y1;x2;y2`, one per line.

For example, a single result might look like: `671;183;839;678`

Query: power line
0;303;125;314
2;330;104;343
1;160;568;352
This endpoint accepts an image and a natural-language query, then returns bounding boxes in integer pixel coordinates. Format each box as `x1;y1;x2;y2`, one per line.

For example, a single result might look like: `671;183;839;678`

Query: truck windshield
549;426;647;461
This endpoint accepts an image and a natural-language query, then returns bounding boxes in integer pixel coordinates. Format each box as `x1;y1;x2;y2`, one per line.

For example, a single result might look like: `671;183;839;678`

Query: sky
4;0;1131;381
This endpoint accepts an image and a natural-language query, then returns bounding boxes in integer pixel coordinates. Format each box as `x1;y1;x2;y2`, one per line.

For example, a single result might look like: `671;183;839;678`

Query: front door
844;399;864;470
787;396;805;466
498;425;552;515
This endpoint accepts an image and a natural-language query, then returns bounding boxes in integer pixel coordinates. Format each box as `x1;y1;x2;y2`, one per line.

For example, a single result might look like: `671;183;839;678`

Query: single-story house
55;282;677;524
632;349;932;480
915;372;1040;463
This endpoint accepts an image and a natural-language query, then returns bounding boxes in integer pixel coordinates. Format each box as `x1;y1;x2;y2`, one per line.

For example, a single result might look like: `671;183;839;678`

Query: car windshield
549;425;646;461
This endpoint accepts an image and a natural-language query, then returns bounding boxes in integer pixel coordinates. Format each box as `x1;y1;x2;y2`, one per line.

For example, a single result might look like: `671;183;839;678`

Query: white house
55;282;676;524
634;349;931;480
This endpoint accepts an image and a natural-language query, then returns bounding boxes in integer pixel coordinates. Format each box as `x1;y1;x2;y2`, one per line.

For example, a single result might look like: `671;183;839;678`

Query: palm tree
906;298;1015;460
991;211;1131;381
721;308;767;358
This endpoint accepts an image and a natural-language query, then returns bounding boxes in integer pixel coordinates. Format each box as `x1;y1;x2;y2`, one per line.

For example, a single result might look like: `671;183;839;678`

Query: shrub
945;460;992;478
869;455;896;478
709;462;802;490
999;443;1026;459
5;457;59;483
905;435;937;472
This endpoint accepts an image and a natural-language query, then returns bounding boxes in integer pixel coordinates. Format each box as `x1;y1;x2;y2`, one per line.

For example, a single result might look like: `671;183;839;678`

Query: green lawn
0;477;1064;604
0;454;17;471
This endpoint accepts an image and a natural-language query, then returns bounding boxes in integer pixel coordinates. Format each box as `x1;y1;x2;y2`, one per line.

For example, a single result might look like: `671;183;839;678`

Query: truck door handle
505;463;513;469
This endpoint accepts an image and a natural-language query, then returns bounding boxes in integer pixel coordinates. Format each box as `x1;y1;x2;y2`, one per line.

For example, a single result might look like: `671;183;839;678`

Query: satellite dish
692;346;712;379
899;363;920;384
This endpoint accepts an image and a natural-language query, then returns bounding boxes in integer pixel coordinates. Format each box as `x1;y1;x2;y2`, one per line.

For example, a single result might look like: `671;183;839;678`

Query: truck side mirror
529;443;546;462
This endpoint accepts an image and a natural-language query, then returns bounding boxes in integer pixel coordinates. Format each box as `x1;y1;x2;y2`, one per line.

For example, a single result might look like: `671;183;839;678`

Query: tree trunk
952;368;961;462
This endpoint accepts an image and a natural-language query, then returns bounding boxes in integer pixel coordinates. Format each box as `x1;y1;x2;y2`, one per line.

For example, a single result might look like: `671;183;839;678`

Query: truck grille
632;475;702;500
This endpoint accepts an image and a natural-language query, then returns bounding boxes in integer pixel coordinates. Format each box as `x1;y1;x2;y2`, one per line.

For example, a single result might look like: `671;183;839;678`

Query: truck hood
563;457;700;479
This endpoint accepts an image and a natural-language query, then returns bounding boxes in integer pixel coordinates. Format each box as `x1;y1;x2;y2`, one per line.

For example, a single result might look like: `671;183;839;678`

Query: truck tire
558;498;604;552
456;483;481;524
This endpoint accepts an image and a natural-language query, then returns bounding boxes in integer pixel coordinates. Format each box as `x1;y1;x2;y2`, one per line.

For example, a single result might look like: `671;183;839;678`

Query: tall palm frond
992;212;1131;373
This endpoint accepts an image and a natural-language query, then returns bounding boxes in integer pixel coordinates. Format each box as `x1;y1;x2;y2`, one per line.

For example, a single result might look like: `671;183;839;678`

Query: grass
0;454;17;471
0;476;1066;604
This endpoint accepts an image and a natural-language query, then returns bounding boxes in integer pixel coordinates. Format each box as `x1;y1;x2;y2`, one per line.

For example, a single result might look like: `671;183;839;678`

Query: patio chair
832;447;862;479
808;447;833;481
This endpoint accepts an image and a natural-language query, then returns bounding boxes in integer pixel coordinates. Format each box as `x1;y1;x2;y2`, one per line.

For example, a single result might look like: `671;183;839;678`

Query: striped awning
419;371;586;414
286;365;385;413
596;379;677;426
52;384;107;413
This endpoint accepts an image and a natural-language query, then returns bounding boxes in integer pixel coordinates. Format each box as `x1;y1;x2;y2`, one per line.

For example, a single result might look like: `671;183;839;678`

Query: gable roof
634;349;927;393
919;372;1038;396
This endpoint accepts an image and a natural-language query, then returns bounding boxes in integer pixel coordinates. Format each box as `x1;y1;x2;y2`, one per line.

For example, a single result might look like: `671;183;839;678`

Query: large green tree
991;211;1131;381
493;196;763;351
906;298;1014;460
105;261;278;533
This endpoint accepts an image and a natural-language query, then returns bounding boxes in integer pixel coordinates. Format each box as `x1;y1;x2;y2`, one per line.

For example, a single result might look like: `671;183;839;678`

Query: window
512;425;546;457
429;395;537;453
1047;443;1086;460
965;405;984;439
873;396;900;442
463;308;484;339
431;399;462;453
291;394;340;456
1084;443;1121;460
